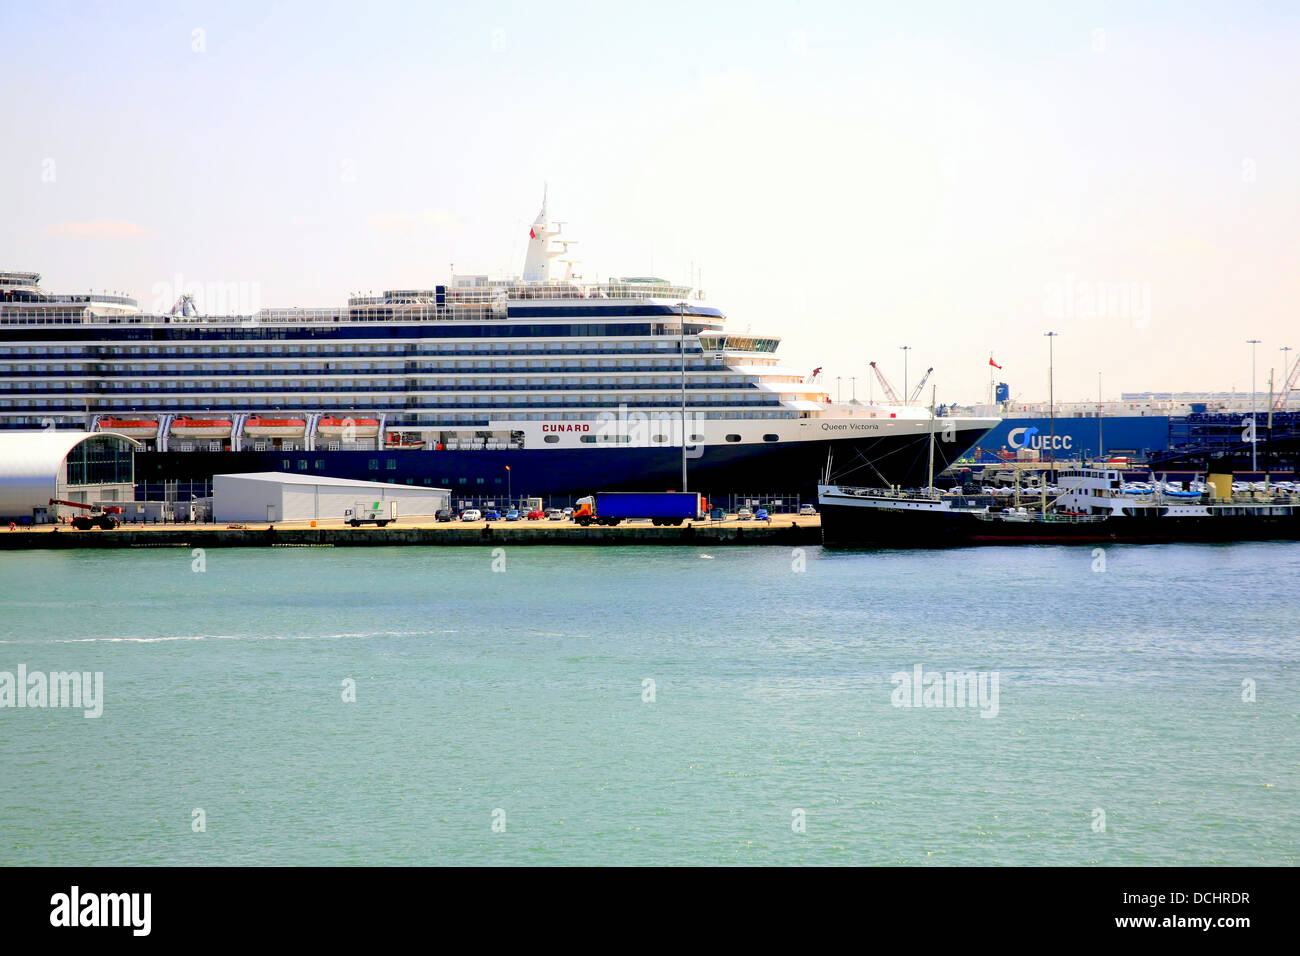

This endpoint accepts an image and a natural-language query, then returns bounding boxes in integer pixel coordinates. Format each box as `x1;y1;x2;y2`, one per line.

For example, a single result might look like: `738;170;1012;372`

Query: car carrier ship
0;196;998;502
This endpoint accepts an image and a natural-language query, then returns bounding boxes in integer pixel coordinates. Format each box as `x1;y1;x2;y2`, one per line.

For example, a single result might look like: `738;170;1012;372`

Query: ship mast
926;385;937;494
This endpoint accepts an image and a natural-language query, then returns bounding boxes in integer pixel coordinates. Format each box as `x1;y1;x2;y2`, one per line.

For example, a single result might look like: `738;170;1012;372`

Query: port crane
868;362;902;404
1272;352;1300;412
907;367;934;404
47;498;122;530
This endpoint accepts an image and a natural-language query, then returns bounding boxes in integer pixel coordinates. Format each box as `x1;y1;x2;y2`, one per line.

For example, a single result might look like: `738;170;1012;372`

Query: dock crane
868;362;902;404
47;499;122;530
1271;352;1300;412
907;367;934;404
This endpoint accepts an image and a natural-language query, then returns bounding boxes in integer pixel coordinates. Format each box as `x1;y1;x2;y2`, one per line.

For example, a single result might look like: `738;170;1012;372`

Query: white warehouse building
213;472;450;523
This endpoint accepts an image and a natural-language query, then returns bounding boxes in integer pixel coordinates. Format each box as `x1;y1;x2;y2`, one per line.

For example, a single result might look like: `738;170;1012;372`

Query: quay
0;516;821;550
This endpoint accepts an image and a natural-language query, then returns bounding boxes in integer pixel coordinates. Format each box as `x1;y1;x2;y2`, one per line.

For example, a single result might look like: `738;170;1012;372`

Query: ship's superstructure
0;198;998;501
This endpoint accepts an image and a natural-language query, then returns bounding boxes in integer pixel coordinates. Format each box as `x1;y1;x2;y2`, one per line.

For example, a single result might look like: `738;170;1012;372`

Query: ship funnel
1207;473;1232;500
522;186;563;282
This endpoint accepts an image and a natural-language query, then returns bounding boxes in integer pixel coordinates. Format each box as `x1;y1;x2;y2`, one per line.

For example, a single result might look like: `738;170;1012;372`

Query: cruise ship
0;198;998;503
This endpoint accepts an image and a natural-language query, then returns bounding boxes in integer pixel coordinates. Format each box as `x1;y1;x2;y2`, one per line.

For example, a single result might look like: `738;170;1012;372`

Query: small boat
318;417;380;439
97;417;159;439
384;432;426;449
170;417;233;439
244;417;307;438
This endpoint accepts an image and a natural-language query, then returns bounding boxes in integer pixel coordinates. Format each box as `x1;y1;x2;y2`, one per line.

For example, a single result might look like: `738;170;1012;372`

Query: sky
3;0;1298;405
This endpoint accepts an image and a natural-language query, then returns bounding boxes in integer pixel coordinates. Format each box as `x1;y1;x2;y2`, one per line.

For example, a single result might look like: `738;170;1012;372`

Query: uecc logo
1007;426;1072;452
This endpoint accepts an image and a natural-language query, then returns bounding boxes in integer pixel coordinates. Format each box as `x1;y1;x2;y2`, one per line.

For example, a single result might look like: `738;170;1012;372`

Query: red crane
1272;352;1300;412
868;362;902;404
47;499;122;530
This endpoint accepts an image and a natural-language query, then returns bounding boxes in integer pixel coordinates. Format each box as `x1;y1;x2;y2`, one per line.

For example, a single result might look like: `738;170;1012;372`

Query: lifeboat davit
244;417;307;439
170;417;233;439
318;416;380;439
98;417;159;439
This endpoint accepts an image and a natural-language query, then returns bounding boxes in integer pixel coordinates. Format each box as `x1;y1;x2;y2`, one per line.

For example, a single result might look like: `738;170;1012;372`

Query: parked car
460;509;482;522
484;509;502;521
754;508;770;521
562;507;575;518
798;504;817;516
526;509;546;520
435;509;454;522
736;508;754;520
546;509;566;520
505;509;521;521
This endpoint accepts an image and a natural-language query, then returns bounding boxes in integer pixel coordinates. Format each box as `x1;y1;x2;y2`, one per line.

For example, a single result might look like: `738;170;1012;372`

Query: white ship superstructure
0;198;998;499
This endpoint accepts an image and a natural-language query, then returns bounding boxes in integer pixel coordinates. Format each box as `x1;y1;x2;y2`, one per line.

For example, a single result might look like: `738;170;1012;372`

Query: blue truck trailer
573;492;705;526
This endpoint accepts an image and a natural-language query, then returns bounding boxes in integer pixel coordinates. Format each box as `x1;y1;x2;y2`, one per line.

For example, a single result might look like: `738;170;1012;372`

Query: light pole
1247;339;1261;472
1097;371;1103;464
1044;332;1058;469
506;465;511;506
900;346;911;403
836;376;842;404
850;376;856;403
678;301;690;492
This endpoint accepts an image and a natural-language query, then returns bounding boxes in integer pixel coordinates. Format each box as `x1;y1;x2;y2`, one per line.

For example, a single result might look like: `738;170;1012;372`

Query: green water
0;543;1296;865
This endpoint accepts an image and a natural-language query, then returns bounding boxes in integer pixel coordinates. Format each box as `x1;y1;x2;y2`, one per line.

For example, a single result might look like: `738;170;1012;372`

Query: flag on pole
989;357;1002;369
529;227;536;239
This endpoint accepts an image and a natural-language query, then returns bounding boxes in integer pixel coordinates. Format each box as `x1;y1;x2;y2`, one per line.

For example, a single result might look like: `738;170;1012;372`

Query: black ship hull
134;425;987;503
820;500;1300;548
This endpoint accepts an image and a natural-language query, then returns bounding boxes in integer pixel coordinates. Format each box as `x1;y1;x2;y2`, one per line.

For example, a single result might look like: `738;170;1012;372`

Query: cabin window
726;434;742;442
763;434;779;442
544;434;560;443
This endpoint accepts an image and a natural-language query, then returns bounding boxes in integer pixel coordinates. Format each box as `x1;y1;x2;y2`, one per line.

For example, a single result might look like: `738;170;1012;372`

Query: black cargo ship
818;467;1300;547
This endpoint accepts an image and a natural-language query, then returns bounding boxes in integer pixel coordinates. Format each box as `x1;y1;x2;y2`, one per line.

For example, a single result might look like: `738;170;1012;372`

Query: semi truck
344;500;397;527
573;492;705;527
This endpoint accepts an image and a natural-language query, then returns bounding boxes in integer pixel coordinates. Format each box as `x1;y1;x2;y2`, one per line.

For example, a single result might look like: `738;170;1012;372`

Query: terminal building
211;472;450;523
0;430;138;523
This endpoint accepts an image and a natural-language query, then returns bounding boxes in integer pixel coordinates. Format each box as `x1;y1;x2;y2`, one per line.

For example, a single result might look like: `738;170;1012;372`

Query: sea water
0;542;1296;865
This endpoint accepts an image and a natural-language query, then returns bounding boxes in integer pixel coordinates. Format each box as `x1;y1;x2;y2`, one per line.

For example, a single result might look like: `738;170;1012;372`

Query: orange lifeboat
244;417;307;439
170;417;233;439
98;417;159;439
318;416;380;439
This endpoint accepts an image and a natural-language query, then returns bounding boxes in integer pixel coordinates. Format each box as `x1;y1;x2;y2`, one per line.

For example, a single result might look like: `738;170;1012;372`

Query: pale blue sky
3;1;1298;403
